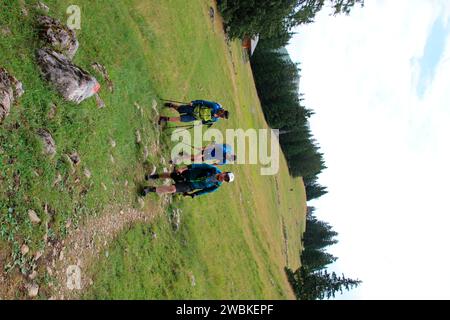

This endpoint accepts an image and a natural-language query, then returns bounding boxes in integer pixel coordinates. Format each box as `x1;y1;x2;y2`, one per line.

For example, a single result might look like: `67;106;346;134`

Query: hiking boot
141;187;156;196
164;102;174;108
158;116;168;126
145;174;159;181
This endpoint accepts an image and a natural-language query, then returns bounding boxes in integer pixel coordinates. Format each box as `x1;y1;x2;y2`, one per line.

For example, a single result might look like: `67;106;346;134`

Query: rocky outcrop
37;16;79;60
36;48;100;104
0;68;24;123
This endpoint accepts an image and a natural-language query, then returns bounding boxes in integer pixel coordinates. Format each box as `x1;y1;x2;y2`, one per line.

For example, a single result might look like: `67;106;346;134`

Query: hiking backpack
193;105;213;122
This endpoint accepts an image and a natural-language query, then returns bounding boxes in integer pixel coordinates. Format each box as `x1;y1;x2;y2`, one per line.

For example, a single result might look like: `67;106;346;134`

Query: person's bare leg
145;172;172;180
158;116;182;124
141;184;176;196
191;154;204;163
170;103;181;110
156;185;177;195
172;153;192;164
164;102;181;110
158;172;172;179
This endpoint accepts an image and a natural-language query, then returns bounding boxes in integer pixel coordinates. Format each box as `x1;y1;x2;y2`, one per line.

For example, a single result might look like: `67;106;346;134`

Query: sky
286;0;450;299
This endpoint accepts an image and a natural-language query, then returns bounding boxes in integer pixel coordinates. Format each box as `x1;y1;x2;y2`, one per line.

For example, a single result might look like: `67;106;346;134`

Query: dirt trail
0;201;163;300
49;202;162;300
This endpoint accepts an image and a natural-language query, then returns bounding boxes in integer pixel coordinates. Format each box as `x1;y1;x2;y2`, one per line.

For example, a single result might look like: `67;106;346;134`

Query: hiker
141;164;235;198
159;100;229;127
171;143;237;166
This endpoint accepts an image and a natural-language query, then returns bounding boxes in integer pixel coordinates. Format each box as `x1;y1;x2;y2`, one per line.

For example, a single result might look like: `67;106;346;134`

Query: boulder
0;68;24;123
36;48;100;104
37;16;79;59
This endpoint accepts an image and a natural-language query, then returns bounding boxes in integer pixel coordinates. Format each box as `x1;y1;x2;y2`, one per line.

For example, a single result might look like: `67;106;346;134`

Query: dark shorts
170;172;194;193
174;182;194;194
177;105;196;122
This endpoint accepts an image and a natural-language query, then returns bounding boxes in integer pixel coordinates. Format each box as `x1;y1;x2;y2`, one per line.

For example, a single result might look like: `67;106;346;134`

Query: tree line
250;41;327;198
285;207;361;300
220;0;363;197
217;0;364;299
218;0;364;41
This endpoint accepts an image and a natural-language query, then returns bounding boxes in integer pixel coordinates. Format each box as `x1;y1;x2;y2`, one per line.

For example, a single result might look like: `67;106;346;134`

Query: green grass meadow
1;0;306;299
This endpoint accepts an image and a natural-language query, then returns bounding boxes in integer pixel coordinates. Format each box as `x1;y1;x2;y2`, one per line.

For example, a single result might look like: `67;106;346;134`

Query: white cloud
287;0;450;299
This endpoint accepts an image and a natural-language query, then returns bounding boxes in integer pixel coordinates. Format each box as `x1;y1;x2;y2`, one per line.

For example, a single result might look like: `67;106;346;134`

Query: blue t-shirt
203;144;233;165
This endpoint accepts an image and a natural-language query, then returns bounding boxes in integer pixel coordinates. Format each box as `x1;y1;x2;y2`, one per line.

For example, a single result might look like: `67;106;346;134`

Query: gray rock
28;209;41;224
135;130;142;144
91;62;114;92
21;244;30;255
152;99;159;117
20;2;29;17
0;68;24;123
190;274;196;287
151;142;159;154
47;102;57;119
36;129;56;157
29;271;38;280
36;48;100;104
68;151;80;166
171;208;182;232
34;251;43;261
138;197;145;209
95;93;105;109
37;16;78;59
26;283;39;298
35;1;50;13
53;173;62;186
0;26;12;36
84;168;92;179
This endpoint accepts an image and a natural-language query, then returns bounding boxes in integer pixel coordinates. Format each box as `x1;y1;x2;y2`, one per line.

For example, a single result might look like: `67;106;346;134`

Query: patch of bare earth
49;203;163;300
0;201;163;300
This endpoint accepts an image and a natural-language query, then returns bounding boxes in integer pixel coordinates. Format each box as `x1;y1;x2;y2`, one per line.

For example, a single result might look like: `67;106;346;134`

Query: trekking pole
161;125;196;135
177;141;205;151
161;98;191;105
168;124;198;129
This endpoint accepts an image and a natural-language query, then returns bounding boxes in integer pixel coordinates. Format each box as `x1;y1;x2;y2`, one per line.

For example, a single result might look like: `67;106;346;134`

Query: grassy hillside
0;0;306;299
